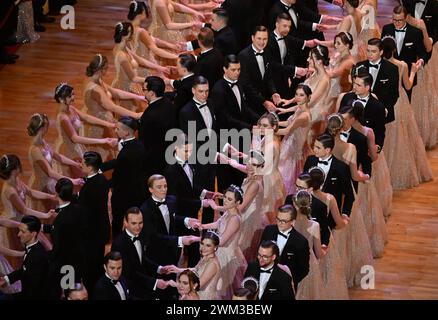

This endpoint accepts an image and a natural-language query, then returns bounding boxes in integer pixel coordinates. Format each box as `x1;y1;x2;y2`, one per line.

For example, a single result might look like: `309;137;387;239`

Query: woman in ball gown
216;150;267;262
112;22;167;112
292;190;328;300
128;1;179;77
317;0;366;61
381;37;433;191
174;269;200;300
319;126;373;286
305;168;349;299
165;231;221;300
358;0;381;44
408;16;438;149
0;217;23;293
200;185;247;300
344;101;392;221
83;54;144;160
324;32;355;110
253;112;286;224
0;155;53;252
277;84;312;195
328;114;387;258
278;47;331;144
27;113;84;212
53;83;117;177
148;0;204;48
15;0;40;44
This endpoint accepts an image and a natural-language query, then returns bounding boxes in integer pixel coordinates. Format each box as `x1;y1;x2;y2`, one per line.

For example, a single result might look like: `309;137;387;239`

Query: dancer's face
223;62;240;81
104;259;122;281
149;178;168;201
252;31;268;52
313;140;330;158
123;213;143;236
367;44;382;63
177;274;192;296
200;238;216;257
223;191;238;210
294;88;309;105
334;37;348;53
257;247;276;268
276;210;294;232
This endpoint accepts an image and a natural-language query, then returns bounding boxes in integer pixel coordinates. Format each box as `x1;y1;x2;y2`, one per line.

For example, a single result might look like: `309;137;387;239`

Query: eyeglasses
295;184;307;191
392;18;406;22
257;253;274;260
276;217;292;224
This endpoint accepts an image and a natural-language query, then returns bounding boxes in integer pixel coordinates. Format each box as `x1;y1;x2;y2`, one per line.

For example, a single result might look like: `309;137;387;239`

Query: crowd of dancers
0;0;438;300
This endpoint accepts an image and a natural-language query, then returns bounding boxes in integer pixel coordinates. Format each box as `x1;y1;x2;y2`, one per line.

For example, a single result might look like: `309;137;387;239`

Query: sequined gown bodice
194;256;221;300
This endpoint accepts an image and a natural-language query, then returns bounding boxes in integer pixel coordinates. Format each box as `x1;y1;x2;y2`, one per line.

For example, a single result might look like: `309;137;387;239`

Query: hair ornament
241;277;259;290
2;155;9;169
56;82;68;95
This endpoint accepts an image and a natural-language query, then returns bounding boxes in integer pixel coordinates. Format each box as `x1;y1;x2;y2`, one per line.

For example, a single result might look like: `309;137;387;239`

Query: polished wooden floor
1;0;437;299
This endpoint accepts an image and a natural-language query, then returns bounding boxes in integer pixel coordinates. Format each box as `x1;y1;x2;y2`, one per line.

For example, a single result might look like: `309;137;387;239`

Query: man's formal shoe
34;24;46;32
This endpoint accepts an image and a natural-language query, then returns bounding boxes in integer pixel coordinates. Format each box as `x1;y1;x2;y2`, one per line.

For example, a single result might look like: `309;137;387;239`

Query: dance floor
0;0;437;299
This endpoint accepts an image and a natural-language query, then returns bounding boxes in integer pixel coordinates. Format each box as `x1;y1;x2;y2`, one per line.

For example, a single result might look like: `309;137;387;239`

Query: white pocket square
331;177;337;181
380;79;389;82
268;288;277;292
405;42;413;46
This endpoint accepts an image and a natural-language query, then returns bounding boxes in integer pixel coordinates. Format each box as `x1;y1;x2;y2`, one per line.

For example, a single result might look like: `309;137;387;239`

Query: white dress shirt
193;97;213;132
274;31;287;64
368;59;381;89
252;45;265;78
277;227;293;255
126;229;142;263
118;136;135;152
415;0;427;19
317;155;333;181
224;76;241;109
105;273;126;300
259;264;275;299
175;154;193;186
152;195;171;233
340;127;352;143
395;23;407;55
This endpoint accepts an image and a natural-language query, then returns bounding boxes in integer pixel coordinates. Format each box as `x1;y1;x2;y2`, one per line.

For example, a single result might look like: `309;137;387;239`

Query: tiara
309;165;326;181
230;184;244;199
269;111;279;123
31;113;44;130
206;229;220;238
381;35;396;43
316;45;324;57
116;22;123;29
327;113;343;122
293;190;312;206
96;53;103;68
131;1;138;11
56;82;68;95
344;32;352;42
2;155;9;169
241;277;259;291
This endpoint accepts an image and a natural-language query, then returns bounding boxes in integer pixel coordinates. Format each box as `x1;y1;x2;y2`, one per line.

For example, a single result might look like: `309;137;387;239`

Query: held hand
167;280;178;288
156;279;169;290
161;66;171;77
295;67;308;78
164;265;182;274
263;100;277;112
332;0;344;7
193;21;204;29
187;218;201;229
72;178;85;186
48;209;57;218
207;199;219;210
194;12;205;21
0;276;6;287
304;39;316;48
271;93;282;106
107;138;118;148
